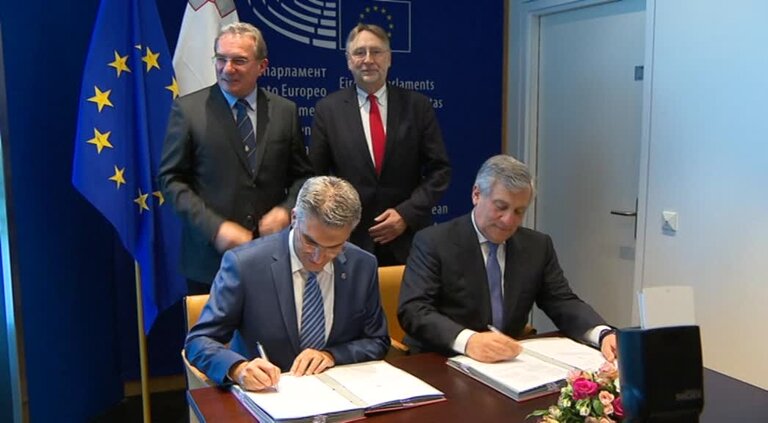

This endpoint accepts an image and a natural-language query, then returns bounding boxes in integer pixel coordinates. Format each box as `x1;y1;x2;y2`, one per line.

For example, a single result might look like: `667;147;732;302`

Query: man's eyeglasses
298;227;345;256
213;55;251;67
348;48;389;61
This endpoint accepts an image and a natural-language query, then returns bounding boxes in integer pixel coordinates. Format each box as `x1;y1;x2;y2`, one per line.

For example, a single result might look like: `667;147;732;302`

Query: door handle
609;210;637;217
610;198;638;239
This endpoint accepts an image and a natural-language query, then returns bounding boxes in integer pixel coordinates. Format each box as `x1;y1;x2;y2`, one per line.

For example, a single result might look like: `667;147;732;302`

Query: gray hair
345;23;391;53
215;22;268;59
474;155;535;196
294;176;362;228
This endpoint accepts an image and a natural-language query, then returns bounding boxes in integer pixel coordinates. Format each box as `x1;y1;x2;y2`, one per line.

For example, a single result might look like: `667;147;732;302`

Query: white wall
507;0;768;389
637;0;768;389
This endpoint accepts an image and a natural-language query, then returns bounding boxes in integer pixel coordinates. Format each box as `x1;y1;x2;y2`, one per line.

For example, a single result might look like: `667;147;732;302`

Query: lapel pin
341;272;347;280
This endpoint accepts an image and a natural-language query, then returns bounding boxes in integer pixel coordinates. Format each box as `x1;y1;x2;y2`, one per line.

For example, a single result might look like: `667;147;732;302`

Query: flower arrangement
528;362;624;422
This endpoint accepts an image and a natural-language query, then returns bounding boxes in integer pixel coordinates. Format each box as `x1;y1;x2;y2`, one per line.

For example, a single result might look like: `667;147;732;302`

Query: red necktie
368;94;386;175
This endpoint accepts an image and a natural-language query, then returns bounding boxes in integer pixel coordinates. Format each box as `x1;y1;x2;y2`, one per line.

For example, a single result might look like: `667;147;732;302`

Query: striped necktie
486;242;504;328
299;271;326;350
235;99;258;174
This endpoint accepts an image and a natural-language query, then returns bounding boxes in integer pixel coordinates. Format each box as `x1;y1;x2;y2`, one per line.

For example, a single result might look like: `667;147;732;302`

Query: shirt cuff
585;325;613;347
452;329;478;355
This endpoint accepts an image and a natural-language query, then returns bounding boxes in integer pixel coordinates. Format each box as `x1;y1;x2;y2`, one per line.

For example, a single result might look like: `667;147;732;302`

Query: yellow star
152;190;165;205
142;47;160;72
373;5;378;11
87;86;113;112
86;128;114;153
387;15;393;21
365;7;370;12
382;8;387;13
108;51;131;78
134;189;150;213
165;77;179;99
109;166;126;189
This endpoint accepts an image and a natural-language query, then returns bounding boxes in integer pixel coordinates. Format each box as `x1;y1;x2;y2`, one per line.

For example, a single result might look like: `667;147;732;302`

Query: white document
320;361;444;408
520;337;605;372
233;360;444;423
447;336;606;401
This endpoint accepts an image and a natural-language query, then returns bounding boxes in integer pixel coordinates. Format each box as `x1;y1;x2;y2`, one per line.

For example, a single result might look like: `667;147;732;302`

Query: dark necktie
235;99;257;174
368;93;386;175
299;271;326;350
486;242;504;328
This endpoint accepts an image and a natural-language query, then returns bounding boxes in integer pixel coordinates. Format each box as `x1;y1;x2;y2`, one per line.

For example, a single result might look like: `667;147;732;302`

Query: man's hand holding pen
465;325;523;363
230;358;281;391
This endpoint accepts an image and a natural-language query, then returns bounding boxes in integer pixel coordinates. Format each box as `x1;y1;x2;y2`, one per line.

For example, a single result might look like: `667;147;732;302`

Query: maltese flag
173;0;239;96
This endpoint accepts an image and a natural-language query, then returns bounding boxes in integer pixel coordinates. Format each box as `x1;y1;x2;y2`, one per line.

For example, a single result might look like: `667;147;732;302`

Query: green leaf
592;398;604;415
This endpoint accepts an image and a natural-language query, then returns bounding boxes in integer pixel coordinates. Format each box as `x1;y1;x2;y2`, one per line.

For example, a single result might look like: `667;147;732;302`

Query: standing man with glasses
185;176;389;391
160;23;313;294
310;23;451;266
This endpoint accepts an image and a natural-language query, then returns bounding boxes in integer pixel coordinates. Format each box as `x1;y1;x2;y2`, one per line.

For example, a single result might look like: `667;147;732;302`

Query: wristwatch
598;328;616;346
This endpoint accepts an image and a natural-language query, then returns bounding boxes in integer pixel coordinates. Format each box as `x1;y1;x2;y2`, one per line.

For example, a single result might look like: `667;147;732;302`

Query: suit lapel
271;231;300;353
382;84;399;176
502;233;524;329
209;86;252;175
327;250;349;342
252;88;269;178
455;215;493;326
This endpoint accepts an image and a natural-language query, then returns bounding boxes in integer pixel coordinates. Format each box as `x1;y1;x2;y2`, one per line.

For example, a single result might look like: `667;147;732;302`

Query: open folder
447;337;605;401
232;360;445;423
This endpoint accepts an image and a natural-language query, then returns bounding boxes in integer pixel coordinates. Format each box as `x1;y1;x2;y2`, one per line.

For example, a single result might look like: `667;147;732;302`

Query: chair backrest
182;294;213;390
638;286;696;329
377;265;407;349
184;294;210;332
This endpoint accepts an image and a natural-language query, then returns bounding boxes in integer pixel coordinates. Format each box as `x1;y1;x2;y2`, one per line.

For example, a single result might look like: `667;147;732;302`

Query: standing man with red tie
160;23;313;294
310;24;451;265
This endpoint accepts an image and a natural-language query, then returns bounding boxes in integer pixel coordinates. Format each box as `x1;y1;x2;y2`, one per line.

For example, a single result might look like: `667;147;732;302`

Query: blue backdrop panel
239;0;505;221
0;0;505;420
0;0;127;420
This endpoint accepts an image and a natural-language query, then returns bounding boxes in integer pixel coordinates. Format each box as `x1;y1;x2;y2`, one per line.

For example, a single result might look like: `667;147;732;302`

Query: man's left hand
600;332;617;362
369;209;407;244
290;349;335;376
259;207;291;236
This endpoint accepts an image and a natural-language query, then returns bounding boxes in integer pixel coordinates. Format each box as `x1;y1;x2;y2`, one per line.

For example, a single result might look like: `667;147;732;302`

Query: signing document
448;337;605;401
233;361;444;423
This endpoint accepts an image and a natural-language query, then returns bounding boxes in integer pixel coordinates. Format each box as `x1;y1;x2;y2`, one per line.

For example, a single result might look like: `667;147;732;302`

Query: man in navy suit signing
398;155;617;363
310;24;451;266
186;176;389;391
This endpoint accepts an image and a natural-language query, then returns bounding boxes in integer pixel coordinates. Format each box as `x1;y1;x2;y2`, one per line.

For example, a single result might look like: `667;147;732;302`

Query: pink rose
612;397;624;418
598;390;615;405
572;378;600;399
567;369;587;383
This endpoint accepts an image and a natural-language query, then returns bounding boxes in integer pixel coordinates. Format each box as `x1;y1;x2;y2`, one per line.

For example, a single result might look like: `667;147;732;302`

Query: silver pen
257;342;269;362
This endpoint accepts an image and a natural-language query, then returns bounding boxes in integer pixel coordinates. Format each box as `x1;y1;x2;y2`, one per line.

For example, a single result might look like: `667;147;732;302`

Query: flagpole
134;261;152;422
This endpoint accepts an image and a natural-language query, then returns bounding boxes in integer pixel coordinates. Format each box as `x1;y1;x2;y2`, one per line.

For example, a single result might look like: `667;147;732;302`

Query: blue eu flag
72;0;184;333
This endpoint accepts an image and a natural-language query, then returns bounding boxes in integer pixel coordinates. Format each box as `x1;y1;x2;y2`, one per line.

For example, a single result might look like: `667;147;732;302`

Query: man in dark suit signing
310;23;451;266
160;23;313;293
185;176;389;390
398;155;617;363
